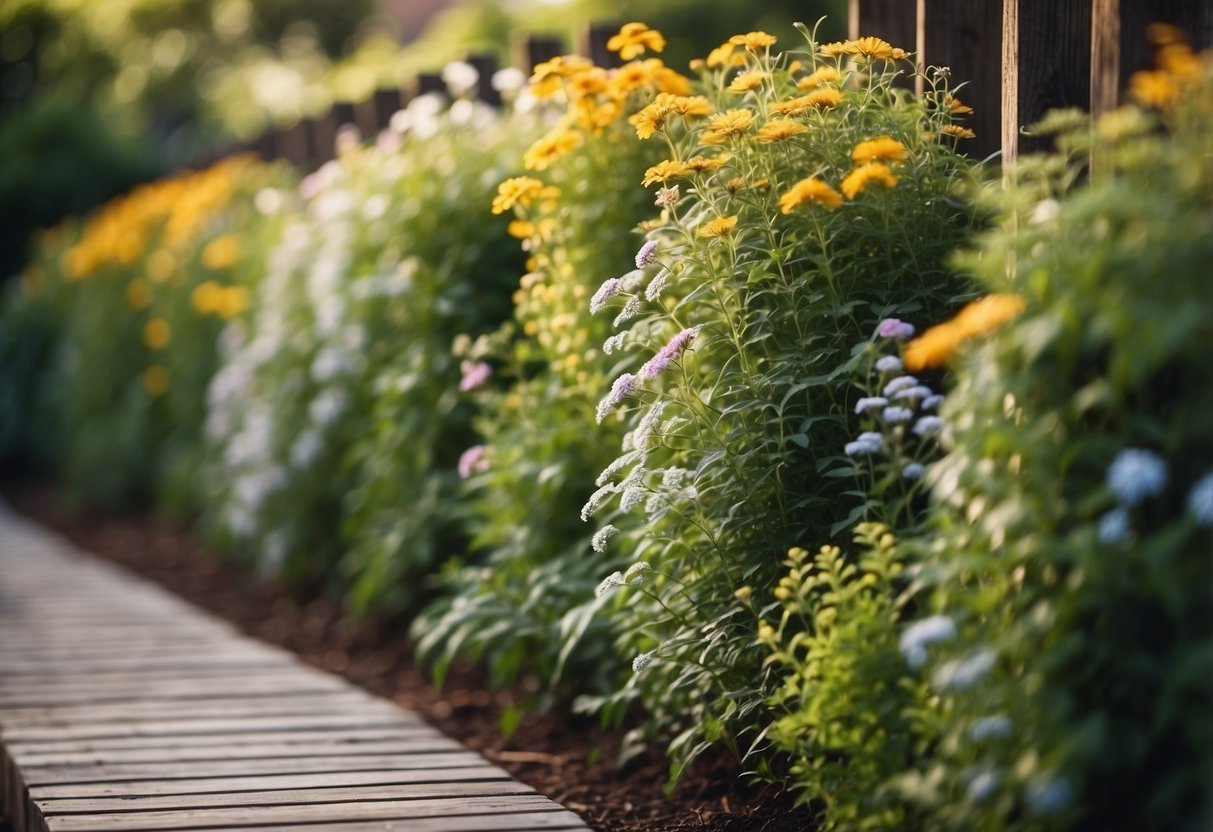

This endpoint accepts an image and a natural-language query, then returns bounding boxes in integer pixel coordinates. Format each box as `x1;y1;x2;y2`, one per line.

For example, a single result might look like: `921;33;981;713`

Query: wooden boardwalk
0;501;591;832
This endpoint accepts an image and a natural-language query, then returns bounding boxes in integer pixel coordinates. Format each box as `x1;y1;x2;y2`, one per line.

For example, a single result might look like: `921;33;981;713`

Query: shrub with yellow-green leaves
0;155;288;513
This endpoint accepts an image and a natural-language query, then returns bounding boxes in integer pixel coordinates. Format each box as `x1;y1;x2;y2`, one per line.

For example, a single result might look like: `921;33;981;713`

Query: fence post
1001;0;1092;167
520;34;564;71
583;22;620;68
466;53;502;106
373;88;406;132
848;0;916;54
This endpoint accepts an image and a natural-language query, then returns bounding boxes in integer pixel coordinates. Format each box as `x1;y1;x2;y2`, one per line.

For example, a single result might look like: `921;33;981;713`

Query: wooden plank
30;767;509;801
0;693;381;727
8;726;434;754
247;814;589;832
3;711;413;743
37;780;533;816
41;794;572;831
19;752;494;787
849;0;917;53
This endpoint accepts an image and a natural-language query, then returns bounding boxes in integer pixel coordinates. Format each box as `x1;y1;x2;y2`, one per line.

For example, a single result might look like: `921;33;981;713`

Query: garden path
0;500;590;832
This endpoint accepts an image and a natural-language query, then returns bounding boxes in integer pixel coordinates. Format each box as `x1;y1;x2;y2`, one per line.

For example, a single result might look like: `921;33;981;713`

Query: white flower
623;561;649;585
442;60;479;97
1097;506;1131;543
913;416;944;436
620;486;646;512
654;185;680;207
854;396;888;415
894;384;934;401
580;484;615;521
613;296;642;327
589;278;621;314
644;268;670;302
874;355;903;374
591;524;619;553
595;571;624;597
933;648;996;690
1186;472;1213;526
883;375;919;396
491;67;525;94
632;651;656;672
1107;448;1167;506
899;615;956;668
596;451;642;487
602;332;628;354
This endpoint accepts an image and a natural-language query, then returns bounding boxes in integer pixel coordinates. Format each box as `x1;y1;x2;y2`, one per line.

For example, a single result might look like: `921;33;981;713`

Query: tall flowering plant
580;24;981;775
413;30;678;698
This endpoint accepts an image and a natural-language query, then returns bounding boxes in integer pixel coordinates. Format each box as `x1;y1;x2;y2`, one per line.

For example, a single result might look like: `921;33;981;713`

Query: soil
0;478;814;832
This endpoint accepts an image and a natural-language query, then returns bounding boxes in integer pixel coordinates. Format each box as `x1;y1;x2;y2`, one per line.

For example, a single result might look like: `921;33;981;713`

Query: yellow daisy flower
607;22;666;61
755;119;809;142
841;163;898;199
904;294;1026;371
778;177;842;213
851;136;908;163
492;177;546;214
729;31;777;51
702;108;754;143
698;215;739;237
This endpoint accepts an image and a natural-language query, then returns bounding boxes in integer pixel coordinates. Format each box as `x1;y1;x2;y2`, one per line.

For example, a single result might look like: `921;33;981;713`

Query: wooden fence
235;1;1212;172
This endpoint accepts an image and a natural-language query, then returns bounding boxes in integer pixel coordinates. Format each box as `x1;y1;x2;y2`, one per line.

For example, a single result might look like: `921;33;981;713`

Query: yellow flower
508;219;536;239
492;177;546;214
946;94;974;115
215;285;249;319
1130;70;1181;107
770;89;843;115
940;125;976;139
630;93;711;139
779;177;842;213
607;22;666;61
201;234;241;270
797;65;840;89
523;127;582;170
904;294;1026;371
851;136;908;163
755;118;809;142
698;215;738;238
143;317;171;350
841;163;898;198
642;159;692;186
729;31;777;51
142;364;168;397
702;108;754;143
820;37;908;61
147;250;176;282
727;71;766;93
191;281;222;315
706;41;746;69
684;154;729;172
125;279;151;310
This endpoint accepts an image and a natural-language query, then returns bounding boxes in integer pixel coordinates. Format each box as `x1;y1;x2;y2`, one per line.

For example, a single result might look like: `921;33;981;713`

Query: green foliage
581;24;980;776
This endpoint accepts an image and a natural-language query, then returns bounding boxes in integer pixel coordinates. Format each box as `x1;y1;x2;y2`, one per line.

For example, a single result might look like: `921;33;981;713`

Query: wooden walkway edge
0;500;591;832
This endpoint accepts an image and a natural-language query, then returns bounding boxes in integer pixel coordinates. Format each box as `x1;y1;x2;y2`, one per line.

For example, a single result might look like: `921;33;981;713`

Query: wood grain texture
0;501;589;832
919;0;1003;161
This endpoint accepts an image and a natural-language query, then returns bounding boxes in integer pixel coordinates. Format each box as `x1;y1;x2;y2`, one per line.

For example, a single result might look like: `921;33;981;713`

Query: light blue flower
913;416;943;436
1097;507;1131;543
875;355;903;373
894;384;934;401
1107;448;1167;506
899;615;955;668
883;375;919;396
845;440;880;457
922;393;945;410
903;462;926;480
882;406;913;424
855;396;888;414
1187;472;1213;527
933;648;996;690
967;769;1000;803
969;715;1012;741
1026;775;1072;815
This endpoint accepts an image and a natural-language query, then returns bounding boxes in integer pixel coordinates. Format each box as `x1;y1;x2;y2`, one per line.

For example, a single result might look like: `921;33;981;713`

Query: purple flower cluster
590;277;621;314
596;372;637;423
640;326;700;380
635;240;659;269
877;318;916;339
458;445;488;479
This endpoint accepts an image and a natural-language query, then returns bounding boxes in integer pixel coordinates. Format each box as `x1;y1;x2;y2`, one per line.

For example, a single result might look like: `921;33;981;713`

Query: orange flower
755;118;809;142
903;294;1026;370
779;177;842;213
698;215;738;237
201;234;241;270
841;163;898;198
940;125;976;139
607;22;666;61
946;95;974;115
851;136;908;163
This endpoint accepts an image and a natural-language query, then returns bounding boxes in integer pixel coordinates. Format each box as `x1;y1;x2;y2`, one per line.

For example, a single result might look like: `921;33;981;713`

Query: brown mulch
0;478;815;832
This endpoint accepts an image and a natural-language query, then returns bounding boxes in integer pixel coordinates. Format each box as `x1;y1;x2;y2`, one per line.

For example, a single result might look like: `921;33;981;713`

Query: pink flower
459;360;492;391
877;318;915;339
458;445;489;478
596;373;637;423
635;240;659;269
640;326;700;380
